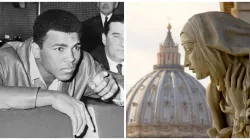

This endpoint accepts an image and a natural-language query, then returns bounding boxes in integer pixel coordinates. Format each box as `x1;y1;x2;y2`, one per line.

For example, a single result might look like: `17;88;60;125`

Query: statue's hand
225;63;246;118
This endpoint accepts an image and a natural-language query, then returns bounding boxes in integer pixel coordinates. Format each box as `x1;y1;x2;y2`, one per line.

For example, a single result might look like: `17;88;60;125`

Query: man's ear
115;2;118;9
102;33;107;46
32;43;41;58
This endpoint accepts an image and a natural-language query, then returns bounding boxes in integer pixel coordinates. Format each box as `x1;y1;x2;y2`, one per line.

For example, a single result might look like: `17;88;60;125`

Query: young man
0;9;119;136
81;2;119;53
91;14;124;105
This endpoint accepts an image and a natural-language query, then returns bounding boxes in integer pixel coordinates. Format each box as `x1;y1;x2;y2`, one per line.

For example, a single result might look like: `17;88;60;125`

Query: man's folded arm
0;85;37;109
0;53;54;110
0;86;55;110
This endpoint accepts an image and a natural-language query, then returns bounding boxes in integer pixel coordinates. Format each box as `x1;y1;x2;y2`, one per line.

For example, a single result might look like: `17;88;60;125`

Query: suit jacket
91;45;109;70
0;38;102;109
91;46;124;88
80;14;114;53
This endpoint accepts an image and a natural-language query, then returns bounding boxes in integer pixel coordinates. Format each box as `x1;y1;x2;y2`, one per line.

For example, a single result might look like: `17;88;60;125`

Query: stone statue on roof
180;11;250;138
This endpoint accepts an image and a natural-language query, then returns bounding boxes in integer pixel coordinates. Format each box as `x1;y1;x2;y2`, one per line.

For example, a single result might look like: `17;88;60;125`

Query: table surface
0;99;124;138
0;106;73;138
86;99;124;138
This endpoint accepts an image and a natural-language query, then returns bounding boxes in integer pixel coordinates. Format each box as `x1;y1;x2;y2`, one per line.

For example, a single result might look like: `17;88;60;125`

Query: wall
232;2;250;24
0;2;124;40
220;2;250;24
41;2;124;22
0;2;37;40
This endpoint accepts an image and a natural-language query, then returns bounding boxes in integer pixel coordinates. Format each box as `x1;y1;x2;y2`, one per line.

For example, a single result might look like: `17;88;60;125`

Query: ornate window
201;119;204;124
170;115;174;120
147;101;151;106
140;85;145;90
165;100;169;106
183;102;188;111
151;84;157;94
198;102;203;111
165;83;170;89
132;102;138;106
179;83;185;92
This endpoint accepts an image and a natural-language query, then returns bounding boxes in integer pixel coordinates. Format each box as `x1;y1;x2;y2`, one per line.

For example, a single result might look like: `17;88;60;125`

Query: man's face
39;30;81;81
103;22;124;62
97;2;117;16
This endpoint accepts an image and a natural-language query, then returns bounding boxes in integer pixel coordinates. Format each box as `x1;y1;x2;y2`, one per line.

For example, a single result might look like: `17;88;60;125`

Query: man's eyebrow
74;42;81;46
51;42;81;47
51;43;67;47
112;33;120;35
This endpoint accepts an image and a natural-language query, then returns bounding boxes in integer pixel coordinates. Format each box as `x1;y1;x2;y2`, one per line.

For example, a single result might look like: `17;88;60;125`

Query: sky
126;2;221;91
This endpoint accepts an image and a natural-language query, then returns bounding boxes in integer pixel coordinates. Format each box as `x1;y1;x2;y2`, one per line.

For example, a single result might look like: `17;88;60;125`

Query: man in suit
0;9;120;137
81;2;119;53
91;15;124;105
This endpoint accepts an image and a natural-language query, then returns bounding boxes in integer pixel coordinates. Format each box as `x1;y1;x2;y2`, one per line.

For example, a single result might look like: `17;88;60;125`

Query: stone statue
180;12;250;138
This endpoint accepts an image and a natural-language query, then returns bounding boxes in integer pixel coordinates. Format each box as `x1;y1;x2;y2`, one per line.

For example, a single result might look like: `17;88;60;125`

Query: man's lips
102;6;109;9
61;67;76;73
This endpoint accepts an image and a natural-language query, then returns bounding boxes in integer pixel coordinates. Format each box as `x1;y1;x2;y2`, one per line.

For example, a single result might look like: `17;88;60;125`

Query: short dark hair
104;14;124;35
33;9;81;48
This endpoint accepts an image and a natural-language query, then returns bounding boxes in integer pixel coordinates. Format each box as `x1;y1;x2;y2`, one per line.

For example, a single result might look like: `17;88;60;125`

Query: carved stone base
127;123;210;138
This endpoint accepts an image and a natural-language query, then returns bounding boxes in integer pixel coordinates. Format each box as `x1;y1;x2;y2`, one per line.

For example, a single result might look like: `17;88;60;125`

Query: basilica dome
126;24;212;138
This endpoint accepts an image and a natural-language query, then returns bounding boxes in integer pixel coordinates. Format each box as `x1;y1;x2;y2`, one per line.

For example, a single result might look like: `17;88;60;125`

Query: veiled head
181;12;250;82
180;24;210;80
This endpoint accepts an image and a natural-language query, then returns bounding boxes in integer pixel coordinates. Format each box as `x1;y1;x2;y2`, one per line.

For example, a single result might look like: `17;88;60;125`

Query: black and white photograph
0;2;124;138
5;0;250;139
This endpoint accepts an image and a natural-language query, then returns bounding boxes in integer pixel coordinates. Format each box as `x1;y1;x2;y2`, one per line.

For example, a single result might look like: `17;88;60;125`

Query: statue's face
181;33;209;79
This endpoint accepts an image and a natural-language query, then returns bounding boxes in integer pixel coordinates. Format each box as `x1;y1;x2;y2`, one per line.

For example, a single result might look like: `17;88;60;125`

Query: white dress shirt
106;55;124;75
106;53;124;106
100;12;113;27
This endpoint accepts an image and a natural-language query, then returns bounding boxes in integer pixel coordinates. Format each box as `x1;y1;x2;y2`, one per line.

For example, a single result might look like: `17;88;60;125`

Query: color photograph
126;2;250;138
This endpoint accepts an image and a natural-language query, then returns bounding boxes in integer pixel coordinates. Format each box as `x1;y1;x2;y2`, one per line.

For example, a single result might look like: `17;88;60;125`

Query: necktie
116;64;122;75
104;16;108;28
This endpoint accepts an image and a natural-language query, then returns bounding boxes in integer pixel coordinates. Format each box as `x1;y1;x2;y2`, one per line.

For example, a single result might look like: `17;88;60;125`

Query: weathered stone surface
181;11;250;138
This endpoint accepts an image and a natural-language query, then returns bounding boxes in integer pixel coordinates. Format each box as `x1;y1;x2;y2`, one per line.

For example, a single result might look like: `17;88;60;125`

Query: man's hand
51;93;94;136
108;70;124;88
88;71;118;100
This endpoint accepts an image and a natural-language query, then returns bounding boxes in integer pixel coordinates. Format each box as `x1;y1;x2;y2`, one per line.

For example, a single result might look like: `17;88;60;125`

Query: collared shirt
106;53;124;75
105;53;124;106
29;43;61;91
100;12;113;27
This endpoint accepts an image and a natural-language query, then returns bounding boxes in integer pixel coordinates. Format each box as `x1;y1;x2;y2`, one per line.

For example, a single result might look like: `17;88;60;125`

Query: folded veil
181;12;250;90
181;11;250;56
